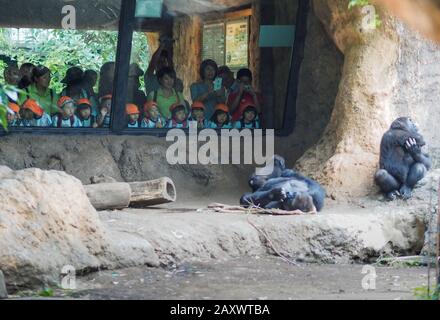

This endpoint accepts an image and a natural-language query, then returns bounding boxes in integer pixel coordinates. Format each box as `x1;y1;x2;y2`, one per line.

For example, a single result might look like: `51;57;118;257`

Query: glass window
125;0;299;131
0;0;122;129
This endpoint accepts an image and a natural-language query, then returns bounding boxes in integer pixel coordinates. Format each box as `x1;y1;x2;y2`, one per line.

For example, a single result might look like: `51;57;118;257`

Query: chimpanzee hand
405;138;421;156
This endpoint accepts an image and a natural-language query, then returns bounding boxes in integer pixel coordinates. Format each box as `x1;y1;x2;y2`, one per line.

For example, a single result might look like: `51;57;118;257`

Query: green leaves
0;86;8;131
348;0;371;9
0;29;151;94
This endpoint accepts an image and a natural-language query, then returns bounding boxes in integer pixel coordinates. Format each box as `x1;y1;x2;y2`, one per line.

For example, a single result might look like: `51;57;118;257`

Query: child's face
23;109;34;120
101;99;112;111
7;112;16;123
244;110;256;123
79;107;91;119
129;113;139;123
160;74;175;90
148;106;159;119
192;109;204;121
217;112;227;125
61;103;75;118
174;109;187;123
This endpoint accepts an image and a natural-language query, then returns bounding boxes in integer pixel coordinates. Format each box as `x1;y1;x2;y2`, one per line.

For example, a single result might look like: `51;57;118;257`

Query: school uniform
234;119;261;129
127;121;140;128
207;121;233;129
187;116;208;128
79;116;96;128
167;119;188;129
52;115;83;128
18;113;53;127
141;117;166;129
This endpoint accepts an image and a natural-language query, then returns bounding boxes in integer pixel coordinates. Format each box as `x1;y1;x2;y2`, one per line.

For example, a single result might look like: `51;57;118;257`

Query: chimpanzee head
289;192;316;213
390;117;419;133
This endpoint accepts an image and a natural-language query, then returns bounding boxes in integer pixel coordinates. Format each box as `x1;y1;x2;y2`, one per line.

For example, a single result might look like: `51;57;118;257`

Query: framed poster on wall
225;17;249;71
202;22;225;66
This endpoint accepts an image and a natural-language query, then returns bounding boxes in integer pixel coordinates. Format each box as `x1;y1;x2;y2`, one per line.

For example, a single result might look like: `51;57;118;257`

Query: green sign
135;0;163;18
259;25;296;47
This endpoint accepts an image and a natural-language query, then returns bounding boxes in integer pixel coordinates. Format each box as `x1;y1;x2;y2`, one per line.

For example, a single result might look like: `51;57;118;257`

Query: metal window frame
2;0;309;138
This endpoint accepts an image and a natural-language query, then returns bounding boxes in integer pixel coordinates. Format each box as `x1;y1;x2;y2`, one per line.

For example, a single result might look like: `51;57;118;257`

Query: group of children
7;95;113;128
128;100;261;129
6;95;260;130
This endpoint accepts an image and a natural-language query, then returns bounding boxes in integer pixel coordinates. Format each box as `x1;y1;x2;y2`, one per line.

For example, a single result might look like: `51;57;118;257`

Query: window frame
3;0;309;137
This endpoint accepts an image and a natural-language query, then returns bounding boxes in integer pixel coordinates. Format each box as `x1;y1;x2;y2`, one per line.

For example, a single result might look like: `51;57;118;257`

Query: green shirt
147;88;185;119
18;84;60;116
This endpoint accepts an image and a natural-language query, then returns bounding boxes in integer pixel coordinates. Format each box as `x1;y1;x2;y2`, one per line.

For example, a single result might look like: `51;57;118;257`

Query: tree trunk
129;178;177;207
84;182;131;210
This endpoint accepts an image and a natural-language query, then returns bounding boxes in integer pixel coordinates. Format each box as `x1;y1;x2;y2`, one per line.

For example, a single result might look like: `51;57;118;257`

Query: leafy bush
0;28;150;94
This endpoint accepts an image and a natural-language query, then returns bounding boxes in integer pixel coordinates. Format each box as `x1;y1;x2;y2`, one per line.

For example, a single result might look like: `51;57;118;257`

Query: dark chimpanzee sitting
375;117;431;200
241;155;326;212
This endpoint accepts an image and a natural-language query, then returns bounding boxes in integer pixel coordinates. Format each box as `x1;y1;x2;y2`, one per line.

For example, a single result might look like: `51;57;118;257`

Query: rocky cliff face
285;0;440;200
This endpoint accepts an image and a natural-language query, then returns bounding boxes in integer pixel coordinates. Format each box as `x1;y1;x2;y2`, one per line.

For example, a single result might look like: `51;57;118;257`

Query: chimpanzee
241;155;326;212
375;117;432;200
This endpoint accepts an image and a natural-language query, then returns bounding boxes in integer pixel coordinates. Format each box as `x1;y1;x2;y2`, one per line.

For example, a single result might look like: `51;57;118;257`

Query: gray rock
0;270;7;299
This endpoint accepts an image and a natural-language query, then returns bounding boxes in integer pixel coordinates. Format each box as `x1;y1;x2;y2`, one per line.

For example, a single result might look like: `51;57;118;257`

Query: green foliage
38;287;54;297
348;0;382;29
413;285;439;300
348;0;371;9
0;87;7;131
0;28;151;94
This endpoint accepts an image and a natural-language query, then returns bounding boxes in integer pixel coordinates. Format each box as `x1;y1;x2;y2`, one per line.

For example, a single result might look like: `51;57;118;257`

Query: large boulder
0;270;7;299
0;166;158;292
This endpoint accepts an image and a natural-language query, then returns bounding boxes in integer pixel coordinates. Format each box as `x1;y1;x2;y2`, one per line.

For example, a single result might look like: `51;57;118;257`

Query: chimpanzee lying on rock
240;155;326;212
375;117;432;200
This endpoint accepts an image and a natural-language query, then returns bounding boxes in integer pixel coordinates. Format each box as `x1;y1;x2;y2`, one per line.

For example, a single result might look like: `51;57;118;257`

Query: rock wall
281;0;440;200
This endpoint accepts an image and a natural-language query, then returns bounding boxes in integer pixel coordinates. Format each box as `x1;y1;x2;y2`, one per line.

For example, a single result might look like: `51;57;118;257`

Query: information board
202;22;225;66
225;18;249;70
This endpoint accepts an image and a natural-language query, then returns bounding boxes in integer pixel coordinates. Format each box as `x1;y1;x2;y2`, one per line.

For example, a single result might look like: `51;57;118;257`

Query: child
96;94;112;128
234;104;261;129
167;103;188;129
18;99;52;127
7;102;20;126
126;103;141;128
52;96;82;128
188;101;208;129
208;103;233;129
141;101;166;129
76;98;97;128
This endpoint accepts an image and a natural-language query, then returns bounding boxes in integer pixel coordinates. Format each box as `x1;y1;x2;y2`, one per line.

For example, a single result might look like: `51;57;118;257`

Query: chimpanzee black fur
375;117;431;200
241;155;326;212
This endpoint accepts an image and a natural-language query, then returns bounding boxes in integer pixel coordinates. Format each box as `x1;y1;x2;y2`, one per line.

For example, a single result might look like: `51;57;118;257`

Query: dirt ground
11;256;434;300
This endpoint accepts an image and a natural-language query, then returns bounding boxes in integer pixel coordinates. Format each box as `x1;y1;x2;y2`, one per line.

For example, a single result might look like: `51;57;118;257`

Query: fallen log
84;177;177;210
129;177;177;207
84;182;131;210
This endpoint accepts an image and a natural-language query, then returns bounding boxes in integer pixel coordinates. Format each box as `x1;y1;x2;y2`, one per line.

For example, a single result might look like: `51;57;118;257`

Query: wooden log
129;177;177;207
84;182;131;210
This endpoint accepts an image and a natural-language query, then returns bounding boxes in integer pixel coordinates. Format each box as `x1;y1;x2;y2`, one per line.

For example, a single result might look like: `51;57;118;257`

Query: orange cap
126;103;139;115
8;102;20;114
169;103;185;113
22;99;44;117
215;103;229;114
57;96;75;108
143;101;158;113
191;101;205;110
100;94;112;102
77;98;92;107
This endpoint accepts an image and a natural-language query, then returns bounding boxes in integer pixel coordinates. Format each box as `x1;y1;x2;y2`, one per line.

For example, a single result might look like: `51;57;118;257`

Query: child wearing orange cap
7;102;20;126
126;104;141;128
52;96;82;128
76;98;97;128
18;99;52;127
96;95;112;128
208;103;233;129
141;101;165;129
188;101;208;129
167;103;188;129
234;104;260;129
